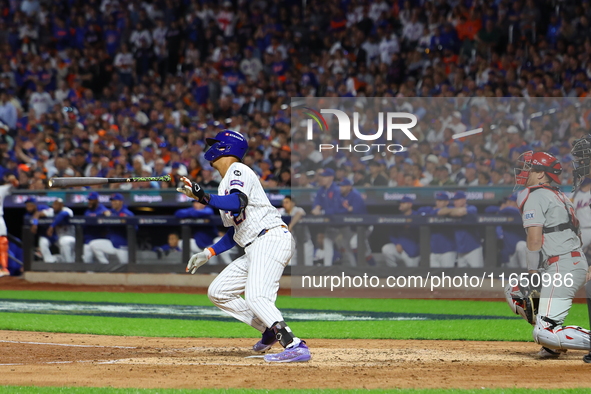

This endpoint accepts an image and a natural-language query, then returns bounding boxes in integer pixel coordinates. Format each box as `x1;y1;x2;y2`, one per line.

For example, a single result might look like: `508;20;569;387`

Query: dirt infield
1;330;591;390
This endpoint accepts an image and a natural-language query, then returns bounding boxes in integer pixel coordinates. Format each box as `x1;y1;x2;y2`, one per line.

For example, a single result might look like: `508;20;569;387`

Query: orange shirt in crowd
456;19;482;41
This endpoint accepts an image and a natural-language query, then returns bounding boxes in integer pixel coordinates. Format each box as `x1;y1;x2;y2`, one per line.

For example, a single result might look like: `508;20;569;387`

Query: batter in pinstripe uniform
177;129;311;363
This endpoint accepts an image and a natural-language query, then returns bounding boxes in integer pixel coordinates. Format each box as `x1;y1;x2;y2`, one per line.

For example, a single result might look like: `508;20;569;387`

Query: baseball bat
48;175;172;188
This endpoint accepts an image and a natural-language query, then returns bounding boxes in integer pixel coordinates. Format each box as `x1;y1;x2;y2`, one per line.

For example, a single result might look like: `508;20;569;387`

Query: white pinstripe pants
208;227;295;332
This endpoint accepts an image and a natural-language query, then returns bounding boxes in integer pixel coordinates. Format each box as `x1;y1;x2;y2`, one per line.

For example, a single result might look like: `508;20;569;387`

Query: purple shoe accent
264;342;311;363
252;328;278;352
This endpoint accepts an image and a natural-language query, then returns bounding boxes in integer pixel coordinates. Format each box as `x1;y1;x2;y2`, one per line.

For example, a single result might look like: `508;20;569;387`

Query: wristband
205;247;215;258
32;219;38;225
526;248;541;271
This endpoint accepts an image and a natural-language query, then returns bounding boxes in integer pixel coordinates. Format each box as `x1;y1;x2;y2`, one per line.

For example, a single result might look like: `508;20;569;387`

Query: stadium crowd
0;0;589;191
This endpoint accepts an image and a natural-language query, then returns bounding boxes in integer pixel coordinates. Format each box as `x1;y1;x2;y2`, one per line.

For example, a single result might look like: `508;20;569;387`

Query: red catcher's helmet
514;151;562;188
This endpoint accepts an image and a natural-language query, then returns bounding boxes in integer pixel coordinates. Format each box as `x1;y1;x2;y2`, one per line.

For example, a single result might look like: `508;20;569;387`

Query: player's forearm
210;227;237;255
208;193;247;213
448;207;467;217
51;212;69;227
290;212;304;228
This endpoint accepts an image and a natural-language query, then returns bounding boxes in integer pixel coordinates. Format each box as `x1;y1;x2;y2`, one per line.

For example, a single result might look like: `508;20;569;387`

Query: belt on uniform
547;251;581;265
244;225;288;248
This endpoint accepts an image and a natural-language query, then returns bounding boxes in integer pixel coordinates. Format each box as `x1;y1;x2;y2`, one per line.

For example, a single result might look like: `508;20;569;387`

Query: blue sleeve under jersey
208;193;242;212
211;227;237;255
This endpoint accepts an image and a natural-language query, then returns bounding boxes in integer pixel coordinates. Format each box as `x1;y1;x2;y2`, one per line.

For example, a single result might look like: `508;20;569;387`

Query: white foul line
452;128;483;139
0;340;136;349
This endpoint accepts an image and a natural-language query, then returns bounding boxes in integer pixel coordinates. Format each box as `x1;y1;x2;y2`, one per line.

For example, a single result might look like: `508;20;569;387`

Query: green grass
2;388;591;394
0;290;588;341
0;312;532;340
0;289;568;315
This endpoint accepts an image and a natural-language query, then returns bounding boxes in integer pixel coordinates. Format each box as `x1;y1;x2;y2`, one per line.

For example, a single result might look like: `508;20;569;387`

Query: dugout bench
22;214;522;275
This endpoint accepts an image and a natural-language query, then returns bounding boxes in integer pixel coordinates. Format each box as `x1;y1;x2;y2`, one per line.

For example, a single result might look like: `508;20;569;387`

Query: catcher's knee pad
533;315;591;351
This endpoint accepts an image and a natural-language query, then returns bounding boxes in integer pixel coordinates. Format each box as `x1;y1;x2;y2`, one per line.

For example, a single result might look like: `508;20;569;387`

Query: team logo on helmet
514;151;562;189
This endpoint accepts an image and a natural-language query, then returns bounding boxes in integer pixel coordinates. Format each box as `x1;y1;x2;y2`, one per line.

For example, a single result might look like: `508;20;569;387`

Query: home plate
245;355;265;358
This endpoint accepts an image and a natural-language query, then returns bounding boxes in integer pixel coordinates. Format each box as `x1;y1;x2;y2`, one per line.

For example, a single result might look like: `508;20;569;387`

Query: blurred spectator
36;198;75;263
279;195;313;266
153;233;182;257
82;191;109;263
311;168;354;266
174;200;217;253
437;191;484;268
486;194;527;268
0;0;587;194
95;193;134;264
429;166;455;186
381;196;420;267
364;161;388;186
426;192;457;268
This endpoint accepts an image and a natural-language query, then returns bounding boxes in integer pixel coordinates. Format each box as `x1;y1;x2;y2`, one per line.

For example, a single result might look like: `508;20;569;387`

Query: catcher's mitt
504;282;540;325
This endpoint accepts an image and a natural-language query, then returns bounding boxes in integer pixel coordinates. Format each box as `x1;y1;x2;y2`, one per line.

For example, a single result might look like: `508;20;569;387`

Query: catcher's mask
571;136;591;191
514;151;562;190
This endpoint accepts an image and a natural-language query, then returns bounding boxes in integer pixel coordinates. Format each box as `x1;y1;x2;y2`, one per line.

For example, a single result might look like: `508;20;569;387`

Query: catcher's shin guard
0;236;8;271
534;315;591;351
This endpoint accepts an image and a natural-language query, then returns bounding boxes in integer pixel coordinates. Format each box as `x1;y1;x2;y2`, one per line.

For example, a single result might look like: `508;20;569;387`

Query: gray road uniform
517;184;590;351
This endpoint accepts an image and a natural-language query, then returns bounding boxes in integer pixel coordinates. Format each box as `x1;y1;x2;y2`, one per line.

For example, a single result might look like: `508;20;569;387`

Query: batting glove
177;176;210;204
186;248;214;274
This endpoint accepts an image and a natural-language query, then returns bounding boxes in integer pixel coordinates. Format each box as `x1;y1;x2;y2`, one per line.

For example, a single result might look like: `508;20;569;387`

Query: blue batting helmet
204;130;248;162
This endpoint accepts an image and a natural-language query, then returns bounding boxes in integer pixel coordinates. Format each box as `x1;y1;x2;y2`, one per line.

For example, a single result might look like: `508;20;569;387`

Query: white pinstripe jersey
218;162;285;247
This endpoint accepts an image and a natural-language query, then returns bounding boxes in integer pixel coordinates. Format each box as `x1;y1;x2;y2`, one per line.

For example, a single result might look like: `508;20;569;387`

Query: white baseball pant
207;226;294;331
88;239;128;264
323;227;356;266
457;246;484;268
39;235;75;263
533;253;590;350
381;243;420;267
430;251;457;268
506;240;527;268
350;226;373;257
290;239;314;266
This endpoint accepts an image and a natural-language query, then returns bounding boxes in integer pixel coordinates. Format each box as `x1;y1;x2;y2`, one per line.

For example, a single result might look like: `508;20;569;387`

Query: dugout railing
22;214;523;275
